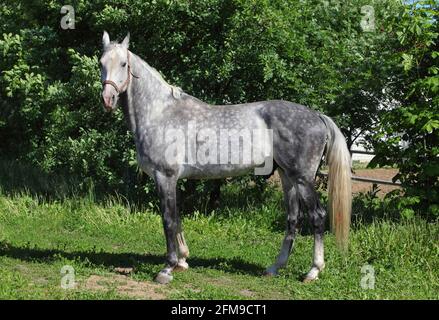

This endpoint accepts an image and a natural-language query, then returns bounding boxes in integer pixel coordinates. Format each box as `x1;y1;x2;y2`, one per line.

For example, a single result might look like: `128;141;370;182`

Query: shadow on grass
0;241;266;277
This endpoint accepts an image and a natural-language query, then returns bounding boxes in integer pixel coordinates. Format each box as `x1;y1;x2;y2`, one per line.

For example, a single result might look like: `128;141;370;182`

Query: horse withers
100;32;352;284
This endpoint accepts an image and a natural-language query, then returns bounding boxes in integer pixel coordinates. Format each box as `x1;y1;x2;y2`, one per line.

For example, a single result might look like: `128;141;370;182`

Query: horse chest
134;138;159;178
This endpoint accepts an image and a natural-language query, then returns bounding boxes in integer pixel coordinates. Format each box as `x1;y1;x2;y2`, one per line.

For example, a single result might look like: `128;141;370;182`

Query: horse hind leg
265;170;302;276
297;180;326;282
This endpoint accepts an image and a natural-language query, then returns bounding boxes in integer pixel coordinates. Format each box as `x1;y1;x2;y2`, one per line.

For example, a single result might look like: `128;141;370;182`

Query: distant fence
350;149;375;155
318;149;402;186
318;172;401;186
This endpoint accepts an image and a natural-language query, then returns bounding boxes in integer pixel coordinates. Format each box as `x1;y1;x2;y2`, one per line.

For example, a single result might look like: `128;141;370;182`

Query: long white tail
321;115;352;250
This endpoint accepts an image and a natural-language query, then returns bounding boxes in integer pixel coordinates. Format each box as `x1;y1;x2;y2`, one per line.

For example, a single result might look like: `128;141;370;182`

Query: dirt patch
351;168;400;196
184;284;202;293
83;274;166;300
114;267;134;275
239;289;255;297
208;276;234;287
207;276;260;298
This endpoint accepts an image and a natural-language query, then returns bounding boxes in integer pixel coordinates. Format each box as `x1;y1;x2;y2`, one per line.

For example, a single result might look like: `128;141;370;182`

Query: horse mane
131;51;185;100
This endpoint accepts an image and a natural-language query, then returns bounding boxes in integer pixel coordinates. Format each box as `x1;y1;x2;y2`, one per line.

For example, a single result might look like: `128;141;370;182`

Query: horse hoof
263;272;276;277
154;271;173;284
263;266;278;277
174;261;189;272
303;266;321;283
263;269;278;277
302;276;318;283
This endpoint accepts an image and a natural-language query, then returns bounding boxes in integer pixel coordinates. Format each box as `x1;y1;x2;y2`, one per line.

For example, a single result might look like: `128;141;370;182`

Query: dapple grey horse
100;32;352;284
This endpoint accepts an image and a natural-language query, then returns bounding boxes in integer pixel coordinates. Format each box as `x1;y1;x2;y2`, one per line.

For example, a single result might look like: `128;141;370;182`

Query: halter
102;50;138;94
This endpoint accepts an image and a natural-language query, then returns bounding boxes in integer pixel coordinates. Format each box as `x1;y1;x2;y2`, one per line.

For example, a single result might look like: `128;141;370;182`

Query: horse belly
179;163;256;179
177;122;270;179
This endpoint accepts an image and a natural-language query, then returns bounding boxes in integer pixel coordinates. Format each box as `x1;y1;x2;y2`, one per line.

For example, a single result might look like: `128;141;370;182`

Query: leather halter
102;50;137;94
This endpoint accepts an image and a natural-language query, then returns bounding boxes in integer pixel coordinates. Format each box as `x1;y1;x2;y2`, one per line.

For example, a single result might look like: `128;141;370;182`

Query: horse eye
121;62;127;67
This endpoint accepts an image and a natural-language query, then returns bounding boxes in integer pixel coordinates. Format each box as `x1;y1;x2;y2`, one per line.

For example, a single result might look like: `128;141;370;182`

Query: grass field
0;161;437;300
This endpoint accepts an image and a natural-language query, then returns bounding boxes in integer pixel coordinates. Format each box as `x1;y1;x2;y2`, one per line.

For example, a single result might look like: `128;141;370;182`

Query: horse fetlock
303;266;321;283
166;253;179;268
263;265;279;277
179;248;189;258
155;271;173;284
174;259;189;272
315;262;325;271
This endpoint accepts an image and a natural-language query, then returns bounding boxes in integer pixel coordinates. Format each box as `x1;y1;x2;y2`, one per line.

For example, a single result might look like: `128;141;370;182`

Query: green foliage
370;0;439;218
0;0;437;218
0;183;438;299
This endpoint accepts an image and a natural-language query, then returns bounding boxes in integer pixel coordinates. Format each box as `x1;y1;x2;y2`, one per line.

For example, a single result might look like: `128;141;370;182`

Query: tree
370;0;439;218
3;0;429;215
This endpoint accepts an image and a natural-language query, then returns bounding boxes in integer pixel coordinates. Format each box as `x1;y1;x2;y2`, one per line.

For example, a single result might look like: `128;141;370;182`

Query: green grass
0;161;437;299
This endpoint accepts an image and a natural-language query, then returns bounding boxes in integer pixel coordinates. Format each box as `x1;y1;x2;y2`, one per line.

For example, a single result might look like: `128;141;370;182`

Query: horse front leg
173;198;190;272
153;172;179;284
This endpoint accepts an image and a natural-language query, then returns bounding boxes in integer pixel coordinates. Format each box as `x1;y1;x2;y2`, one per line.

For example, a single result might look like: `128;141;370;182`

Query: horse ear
102;31;110;49
121;32;130;49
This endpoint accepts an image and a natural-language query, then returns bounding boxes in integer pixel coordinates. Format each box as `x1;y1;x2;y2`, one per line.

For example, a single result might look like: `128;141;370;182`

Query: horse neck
123;53;173;136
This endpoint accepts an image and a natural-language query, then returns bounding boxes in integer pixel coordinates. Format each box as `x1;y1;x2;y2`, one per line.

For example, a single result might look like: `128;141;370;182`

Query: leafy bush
1;0;437;218
370;1;439;218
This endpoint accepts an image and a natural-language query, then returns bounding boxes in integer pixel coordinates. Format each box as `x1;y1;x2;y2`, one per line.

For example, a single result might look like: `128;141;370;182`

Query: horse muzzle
102;85;118;112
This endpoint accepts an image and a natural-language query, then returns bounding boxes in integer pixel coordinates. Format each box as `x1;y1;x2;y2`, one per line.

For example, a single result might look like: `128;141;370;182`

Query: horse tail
320;115;352;250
